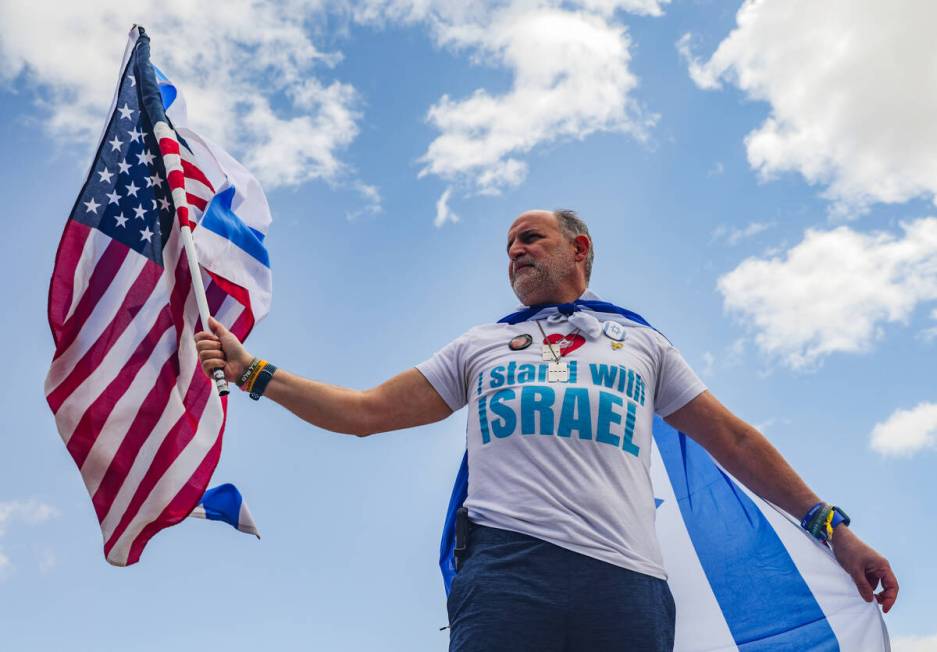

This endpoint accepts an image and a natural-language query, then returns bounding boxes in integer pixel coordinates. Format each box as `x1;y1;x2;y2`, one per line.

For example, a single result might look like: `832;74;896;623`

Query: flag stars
158;196;171;211
115;212;128;227
127;75;136;87
117;159;131;175
139;226;154;243
136;149;155;167
83;197;100;214
128;127;144;143
97;168;114;184
106;190;121;205
149;174;163;189
124;180;140;197
117;103;135;120
133;204;147;220
108;136;124;152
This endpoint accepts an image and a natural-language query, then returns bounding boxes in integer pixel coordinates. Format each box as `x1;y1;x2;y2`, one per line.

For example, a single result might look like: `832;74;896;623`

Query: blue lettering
634;375;646;406
517;363;536;384
537;363;547;382
557;388;593;440
596;391;623;447
478;396;491;444
489;389;516;438
589;363;618;389
521;386;555;435
622;400;640;455
507;361;517;386
490;366;505;389
568;360;577;384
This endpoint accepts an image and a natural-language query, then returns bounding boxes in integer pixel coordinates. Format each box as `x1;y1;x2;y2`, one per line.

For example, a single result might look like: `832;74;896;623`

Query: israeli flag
651;418;889;651
155;65;273;322
189;483;260;538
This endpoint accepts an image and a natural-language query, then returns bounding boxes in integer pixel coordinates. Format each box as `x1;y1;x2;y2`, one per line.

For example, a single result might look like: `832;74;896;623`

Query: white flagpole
153;120;229;396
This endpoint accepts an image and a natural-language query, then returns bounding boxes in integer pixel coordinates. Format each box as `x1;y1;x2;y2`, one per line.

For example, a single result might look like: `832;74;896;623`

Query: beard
510;253;572;305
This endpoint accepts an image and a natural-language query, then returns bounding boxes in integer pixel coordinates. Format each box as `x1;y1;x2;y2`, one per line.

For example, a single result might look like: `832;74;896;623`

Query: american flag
45;29;254;566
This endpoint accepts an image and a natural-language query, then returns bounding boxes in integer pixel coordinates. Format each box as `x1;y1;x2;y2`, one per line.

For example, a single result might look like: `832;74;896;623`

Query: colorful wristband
249;363;277;400
801;502;850;543
238;358;260;388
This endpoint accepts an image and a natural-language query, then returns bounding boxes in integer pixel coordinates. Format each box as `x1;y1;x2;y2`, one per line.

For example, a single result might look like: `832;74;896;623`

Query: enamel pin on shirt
603;320;626;341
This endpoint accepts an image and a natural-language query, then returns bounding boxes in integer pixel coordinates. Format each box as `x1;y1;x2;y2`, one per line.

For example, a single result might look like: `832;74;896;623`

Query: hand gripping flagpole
153;120;229;396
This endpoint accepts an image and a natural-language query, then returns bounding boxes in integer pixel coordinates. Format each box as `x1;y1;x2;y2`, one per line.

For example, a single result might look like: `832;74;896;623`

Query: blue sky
1;1;935;650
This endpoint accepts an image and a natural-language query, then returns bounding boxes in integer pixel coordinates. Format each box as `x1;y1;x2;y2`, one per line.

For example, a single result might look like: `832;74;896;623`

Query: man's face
506;210;577;305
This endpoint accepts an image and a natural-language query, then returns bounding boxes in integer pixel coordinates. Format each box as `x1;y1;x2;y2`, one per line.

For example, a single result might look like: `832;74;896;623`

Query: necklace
535;320;578;383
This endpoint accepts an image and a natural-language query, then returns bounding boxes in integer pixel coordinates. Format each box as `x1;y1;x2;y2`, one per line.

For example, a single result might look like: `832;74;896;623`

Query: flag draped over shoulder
45;27;270;566
440;302;889;651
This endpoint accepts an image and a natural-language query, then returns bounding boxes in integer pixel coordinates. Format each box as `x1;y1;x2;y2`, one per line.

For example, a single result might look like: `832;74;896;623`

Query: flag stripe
47;220;93;344
47;256;162;414
654;419;839;650
103;364;213;559
125;423;224;565
65;305;174;468
181;158;214;194
51;240;130;359
81;326;178;499
91;262;228;523
90;241;194;521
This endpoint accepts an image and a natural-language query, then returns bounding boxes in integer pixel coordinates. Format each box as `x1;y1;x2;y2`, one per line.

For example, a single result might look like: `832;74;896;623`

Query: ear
572;234;590;262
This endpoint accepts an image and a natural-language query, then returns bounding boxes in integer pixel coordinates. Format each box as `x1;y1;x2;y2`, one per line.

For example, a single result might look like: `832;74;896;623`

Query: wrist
801;502;850;544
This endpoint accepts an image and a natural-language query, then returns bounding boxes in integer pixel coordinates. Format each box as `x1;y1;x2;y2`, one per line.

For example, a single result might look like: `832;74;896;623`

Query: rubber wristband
249;363;278;400
245;360;268;393
238;358;260;388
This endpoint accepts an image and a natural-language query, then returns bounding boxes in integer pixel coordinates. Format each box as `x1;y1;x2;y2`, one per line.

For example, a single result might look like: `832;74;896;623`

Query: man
196;209;898;651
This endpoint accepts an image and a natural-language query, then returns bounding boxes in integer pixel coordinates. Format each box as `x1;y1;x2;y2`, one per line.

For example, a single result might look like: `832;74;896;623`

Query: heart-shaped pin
544;333;586;356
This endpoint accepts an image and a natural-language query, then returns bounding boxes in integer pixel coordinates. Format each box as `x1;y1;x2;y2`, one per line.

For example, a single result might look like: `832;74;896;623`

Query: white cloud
892;634;937;652
352;1;662;194
679;1;937;215
0;499;59;536
0;1;363;191
711;220;776;246
718;218;937;369
870;402;937;457
0;499;59;581
434;187;459;227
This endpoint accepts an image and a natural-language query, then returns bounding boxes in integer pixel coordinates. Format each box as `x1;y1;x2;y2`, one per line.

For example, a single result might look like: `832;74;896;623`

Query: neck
529;283;586;306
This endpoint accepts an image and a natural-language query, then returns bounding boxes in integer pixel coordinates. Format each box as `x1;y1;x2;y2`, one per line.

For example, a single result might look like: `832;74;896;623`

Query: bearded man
195;209;898;652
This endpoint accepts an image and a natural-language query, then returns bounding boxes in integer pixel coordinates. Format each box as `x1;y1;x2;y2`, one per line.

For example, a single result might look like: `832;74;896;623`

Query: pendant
542;343;560;361
547;361;569;383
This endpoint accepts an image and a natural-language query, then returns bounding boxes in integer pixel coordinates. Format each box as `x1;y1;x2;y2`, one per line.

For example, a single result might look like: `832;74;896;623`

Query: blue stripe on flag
198;483;243;530
654;417;839;651
152;65;177;111
200;186;270;267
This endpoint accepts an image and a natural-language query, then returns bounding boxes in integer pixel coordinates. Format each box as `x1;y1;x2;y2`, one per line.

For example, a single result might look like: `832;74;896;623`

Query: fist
194;317;254;384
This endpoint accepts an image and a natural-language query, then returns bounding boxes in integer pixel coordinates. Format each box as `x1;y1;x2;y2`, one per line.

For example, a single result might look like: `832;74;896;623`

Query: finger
194;331;220;343
201;358;227;373
208;316;230;337
876;567;899;613
849;567;874;603
195;339;223;353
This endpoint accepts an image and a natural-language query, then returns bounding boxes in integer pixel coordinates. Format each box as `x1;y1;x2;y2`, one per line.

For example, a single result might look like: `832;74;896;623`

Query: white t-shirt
417;292;706;579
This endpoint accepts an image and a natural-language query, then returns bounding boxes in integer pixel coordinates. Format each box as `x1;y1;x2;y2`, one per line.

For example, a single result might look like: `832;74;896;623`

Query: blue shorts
447;524;675;652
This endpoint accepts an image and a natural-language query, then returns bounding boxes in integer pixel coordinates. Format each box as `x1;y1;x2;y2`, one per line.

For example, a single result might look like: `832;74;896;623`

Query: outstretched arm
195;318;452;437
665;390;899;613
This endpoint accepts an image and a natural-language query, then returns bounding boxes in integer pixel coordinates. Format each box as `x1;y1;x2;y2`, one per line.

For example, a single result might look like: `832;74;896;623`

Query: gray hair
553;209;594;282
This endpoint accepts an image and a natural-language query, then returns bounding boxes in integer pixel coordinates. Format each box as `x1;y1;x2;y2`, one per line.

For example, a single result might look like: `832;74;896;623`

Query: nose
508;239;527;261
